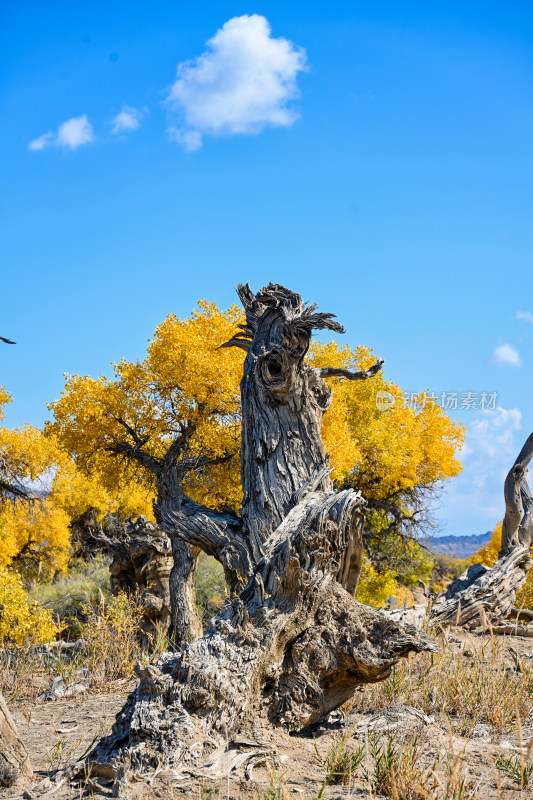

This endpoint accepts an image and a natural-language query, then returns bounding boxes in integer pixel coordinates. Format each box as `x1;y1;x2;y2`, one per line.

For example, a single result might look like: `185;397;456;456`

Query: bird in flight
1;337;15;344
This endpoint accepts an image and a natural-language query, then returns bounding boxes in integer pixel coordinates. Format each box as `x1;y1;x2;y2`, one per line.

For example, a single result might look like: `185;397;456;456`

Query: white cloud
491;343;521;367
28;115;94;151
111;106;143;135
56;115;94;148
516;310;533;324
167;14;307;149
28;132;55;151
167;126;203;151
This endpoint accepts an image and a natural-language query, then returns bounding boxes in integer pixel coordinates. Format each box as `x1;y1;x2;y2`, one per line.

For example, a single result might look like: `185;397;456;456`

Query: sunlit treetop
48;302;246;511
309;342;466;502
49;302;465;534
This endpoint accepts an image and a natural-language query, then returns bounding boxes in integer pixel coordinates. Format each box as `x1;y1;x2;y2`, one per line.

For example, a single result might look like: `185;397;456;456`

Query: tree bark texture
83;283;436;791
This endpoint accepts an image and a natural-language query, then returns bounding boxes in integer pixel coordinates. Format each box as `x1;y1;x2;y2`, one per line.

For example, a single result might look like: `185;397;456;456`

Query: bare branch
0;479;28;501
114;416;151;449
219;335;251;352
319;358;385;381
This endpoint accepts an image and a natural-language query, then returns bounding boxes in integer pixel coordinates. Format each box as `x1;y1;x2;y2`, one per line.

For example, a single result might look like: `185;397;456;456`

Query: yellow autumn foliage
0;566;59;645
355;554;398;608
49;306;465;516
309;342;466;497
48;302;246;511
0;388;152;581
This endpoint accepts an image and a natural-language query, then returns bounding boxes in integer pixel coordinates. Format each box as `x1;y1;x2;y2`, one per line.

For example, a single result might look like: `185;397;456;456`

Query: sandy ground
5;630;533;799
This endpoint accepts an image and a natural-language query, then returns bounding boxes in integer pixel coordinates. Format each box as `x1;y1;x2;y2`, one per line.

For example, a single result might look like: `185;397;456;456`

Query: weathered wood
89;487;435;784
430;547;532;629
76;283;437;793
500;431;533;554
89;516;178;644
431;432;533;629
0;692;32;789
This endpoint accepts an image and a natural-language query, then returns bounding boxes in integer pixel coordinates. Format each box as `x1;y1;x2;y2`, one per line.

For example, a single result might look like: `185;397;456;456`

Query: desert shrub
0;566;59;645
30;553;111;636
78;590;143;684
194;552;226;626
355;554;398;607
429;553;471;593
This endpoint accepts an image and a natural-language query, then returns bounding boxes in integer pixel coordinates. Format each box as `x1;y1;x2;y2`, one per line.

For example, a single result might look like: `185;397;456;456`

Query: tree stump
82;283;436;791
96;517;185;644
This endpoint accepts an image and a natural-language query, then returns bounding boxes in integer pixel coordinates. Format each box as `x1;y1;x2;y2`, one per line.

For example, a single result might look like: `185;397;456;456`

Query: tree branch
501;431;533;554
106;442;162;475
0;479;28;501
319;359;385;380
154;470;253;589
113;416;151;449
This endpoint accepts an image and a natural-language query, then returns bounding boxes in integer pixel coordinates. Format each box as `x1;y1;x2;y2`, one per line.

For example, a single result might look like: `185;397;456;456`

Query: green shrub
30;553;111;636
194;552;226;627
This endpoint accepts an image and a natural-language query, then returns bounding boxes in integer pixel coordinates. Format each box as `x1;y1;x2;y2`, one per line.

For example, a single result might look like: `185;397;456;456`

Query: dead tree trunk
431;432;533;629
83;284;436;791
92;517;178;645
0;692;32;789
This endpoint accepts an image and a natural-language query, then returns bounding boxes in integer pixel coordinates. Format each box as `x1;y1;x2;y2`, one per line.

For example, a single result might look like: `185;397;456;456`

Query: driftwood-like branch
0;692;32;789
431;432;533;630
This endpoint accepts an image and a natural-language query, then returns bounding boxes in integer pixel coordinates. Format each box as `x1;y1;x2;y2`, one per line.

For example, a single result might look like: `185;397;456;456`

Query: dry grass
78;590;144;685
0;589;147;700
349;628;533;736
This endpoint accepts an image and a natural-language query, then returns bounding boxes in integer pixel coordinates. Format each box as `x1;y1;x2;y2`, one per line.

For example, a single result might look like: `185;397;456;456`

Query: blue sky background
1;1;533;537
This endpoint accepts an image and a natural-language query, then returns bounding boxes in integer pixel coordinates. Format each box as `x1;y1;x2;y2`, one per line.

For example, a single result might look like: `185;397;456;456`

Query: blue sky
1;1;533;537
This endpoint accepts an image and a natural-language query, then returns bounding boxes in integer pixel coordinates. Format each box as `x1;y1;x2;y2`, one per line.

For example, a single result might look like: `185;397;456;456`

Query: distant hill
429;531;492;559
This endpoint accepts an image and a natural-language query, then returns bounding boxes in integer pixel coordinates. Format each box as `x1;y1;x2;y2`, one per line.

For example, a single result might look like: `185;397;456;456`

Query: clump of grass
256;769;290;800
363;734;437;800
0;644;48;701
496;713;533;789
495;752;533;789
313;730;364;785
349;630;533;736
311;728;490;800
